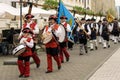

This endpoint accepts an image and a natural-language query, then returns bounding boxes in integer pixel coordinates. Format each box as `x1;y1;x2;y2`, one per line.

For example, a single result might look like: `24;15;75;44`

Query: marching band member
17;28;34;78
78;29;88;55
98;20;103;44
18;14;40;68
111;18;119;44
77;18;91;53
89;19;98;51
43;15;61;73
60;16;71;63
100;18;110;48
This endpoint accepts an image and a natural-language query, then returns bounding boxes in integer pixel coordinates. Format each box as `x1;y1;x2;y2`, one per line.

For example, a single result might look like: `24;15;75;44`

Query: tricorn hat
22;28;33;34
25;14;34;19
49;15;58;21
60;16;68;19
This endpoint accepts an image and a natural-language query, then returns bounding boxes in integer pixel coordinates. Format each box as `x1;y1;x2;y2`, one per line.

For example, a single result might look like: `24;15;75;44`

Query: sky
115;0;120;6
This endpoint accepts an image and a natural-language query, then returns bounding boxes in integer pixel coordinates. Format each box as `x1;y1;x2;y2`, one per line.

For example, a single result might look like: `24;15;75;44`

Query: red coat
23;22;36;30
20;37;33;57
45;24;59;48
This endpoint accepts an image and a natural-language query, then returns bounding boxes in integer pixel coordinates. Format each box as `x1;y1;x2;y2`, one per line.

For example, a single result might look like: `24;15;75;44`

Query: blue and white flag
57;0;75;42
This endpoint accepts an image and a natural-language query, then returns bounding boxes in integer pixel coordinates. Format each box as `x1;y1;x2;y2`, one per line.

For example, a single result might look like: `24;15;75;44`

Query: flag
106;12;114;22
57;0;75;43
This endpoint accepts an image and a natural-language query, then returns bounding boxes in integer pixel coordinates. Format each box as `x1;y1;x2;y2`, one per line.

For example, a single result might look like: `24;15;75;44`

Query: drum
12;44;26;56
42;24;66;44
42;32;53;44
58;24;66;43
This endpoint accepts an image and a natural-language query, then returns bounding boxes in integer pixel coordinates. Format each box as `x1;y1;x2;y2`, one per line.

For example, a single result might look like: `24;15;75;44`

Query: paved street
89;46;120;80
0;41;119;80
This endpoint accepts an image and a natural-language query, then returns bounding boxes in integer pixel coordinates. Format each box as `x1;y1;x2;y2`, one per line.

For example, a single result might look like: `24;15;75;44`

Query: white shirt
20;36;34;48
43;23;62;38
77;23;91;35
18;20;39;39
61;22;71;32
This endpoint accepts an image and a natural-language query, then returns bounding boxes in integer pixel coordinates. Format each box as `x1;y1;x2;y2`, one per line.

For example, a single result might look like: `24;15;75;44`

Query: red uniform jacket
45;24;59;48
20;37;33;57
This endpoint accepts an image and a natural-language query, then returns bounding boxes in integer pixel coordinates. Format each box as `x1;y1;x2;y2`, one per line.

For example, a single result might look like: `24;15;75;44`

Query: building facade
91;0;116;16
116;6;120;19
38;0;91;10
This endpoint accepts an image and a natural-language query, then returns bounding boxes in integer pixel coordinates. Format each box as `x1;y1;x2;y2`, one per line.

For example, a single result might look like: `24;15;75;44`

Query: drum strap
60;23;68;41
51;31;59;45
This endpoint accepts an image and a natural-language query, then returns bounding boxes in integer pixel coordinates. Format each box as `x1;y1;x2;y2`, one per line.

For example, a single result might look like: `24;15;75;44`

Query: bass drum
58;24;66;43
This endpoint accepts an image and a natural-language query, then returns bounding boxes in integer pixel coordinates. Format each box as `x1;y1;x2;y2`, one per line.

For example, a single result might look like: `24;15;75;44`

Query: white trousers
90;39;98;49
102;40;110;48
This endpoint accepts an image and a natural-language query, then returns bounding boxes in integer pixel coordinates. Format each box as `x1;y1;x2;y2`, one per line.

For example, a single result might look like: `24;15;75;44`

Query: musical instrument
42;32;53;44
58;24;66;43
12;44;26;56
42;24;66;44
76;19;88;35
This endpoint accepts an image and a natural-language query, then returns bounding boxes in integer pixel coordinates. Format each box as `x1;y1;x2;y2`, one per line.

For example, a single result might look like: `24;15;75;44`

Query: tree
43;0;58;10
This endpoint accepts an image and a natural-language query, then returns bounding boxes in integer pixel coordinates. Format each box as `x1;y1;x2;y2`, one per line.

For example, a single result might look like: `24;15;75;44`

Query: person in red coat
42;15;61;73
60;16;71;63
18;14;40;68
17;28;34;78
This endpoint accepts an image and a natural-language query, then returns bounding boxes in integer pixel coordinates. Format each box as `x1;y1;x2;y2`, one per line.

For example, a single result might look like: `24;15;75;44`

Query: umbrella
19;6;55;17
0;3;20;16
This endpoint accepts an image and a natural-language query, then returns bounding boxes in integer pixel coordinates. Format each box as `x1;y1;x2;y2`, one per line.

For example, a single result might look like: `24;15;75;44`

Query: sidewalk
0;42;119;80
88;47;120;80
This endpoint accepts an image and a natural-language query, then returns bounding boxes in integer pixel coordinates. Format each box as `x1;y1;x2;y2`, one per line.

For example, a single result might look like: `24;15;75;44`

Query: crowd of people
73;17;120;55
3;13;119;78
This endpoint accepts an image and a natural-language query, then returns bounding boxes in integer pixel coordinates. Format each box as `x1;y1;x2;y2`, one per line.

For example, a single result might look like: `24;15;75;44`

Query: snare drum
12;44;26;56
42;32;53;44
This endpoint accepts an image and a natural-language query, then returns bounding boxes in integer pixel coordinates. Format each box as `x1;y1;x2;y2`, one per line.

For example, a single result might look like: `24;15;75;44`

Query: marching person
60;16;71;63
100;18;110;48
42;15;61;73
17;28;34;78
73;18;79;44
18;14;40;68
78;29;88;55
89;18;98;51
111;18;119;44
97;20;103;44
77;18;91;53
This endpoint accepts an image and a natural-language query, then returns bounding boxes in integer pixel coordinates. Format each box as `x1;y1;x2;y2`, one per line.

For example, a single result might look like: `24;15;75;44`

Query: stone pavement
88;47;120;80
0;41;120;80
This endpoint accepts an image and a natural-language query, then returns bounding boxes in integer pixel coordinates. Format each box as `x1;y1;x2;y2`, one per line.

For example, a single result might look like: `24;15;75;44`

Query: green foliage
106;8;116;17
95;11;104;16
73;6;94;15
43;0;58;10
73;6;85;14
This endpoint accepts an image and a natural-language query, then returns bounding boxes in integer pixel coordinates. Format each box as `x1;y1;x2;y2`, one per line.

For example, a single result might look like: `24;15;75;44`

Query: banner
106;12;114;22
57;0;75;43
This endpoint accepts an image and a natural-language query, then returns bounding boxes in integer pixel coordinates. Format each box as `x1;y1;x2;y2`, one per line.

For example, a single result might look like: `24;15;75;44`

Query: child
17;28;34;78
78;29;88;55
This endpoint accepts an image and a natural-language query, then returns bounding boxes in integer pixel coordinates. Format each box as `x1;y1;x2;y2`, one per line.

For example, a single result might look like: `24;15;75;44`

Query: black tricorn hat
25;14;34;19
60;16;68;19
22;28;33;34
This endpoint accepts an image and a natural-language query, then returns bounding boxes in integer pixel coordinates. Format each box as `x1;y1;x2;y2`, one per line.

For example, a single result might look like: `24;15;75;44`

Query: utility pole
84;0;87;19
20;0;22;28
